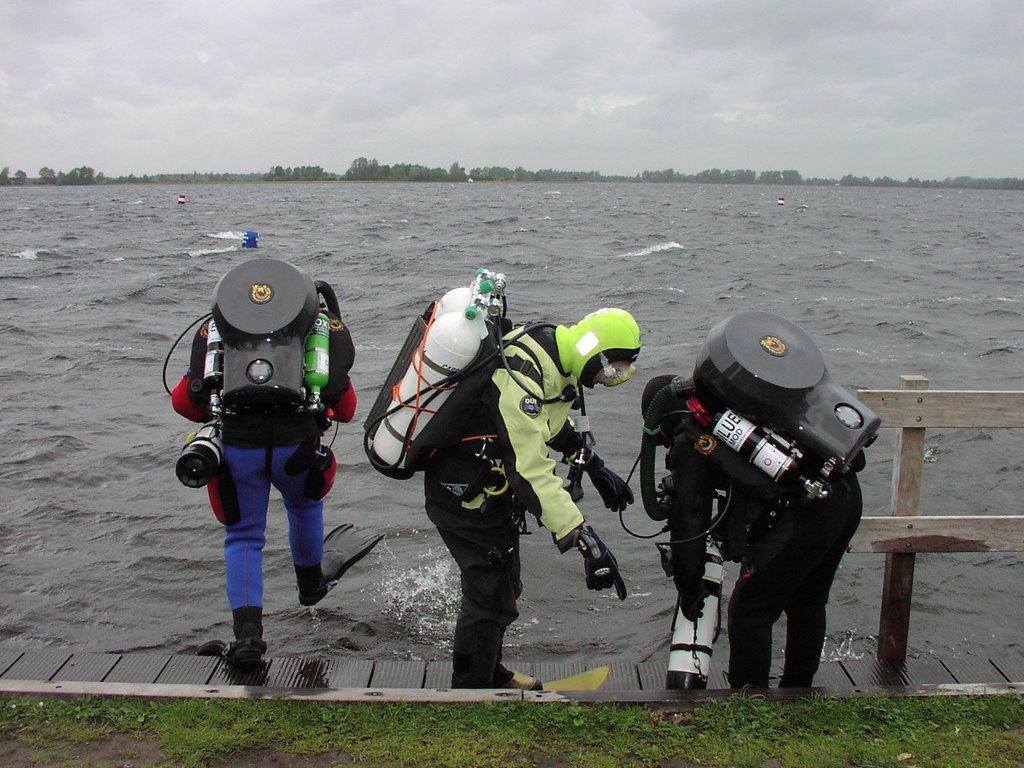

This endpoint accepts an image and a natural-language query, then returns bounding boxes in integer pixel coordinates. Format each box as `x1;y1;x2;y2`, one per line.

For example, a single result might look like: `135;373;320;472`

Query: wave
188;245;236;257
8;248;62;260
620;241;685;258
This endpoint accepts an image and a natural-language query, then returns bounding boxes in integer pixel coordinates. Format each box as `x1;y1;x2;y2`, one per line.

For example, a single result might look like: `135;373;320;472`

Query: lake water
0;181;1021;671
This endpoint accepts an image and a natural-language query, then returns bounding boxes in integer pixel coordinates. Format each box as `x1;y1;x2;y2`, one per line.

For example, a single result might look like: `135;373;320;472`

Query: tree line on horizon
1;159;1022;191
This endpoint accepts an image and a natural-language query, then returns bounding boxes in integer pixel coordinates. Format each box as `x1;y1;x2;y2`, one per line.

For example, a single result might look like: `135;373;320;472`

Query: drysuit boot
226;606;266;670
493;663;543;691
295;563;330;607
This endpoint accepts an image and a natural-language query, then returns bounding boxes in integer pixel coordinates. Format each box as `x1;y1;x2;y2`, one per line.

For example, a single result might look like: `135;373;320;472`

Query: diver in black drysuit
643;374;865;689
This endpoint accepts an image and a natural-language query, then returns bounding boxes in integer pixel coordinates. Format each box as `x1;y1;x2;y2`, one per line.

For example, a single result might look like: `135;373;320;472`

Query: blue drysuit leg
271;443;325;568
222;445;272;610
222;443;326;609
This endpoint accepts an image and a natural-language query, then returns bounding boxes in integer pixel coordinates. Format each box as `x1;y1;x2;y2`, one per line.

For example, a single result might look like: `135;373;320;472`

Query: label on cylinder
712;409;755;452
750;440;791;479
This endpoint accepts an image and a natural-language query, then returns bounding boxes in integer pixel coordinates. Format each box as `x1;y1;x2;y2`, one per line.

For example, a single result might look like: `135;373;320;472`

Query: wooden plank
878;552;915;662
155;654;220;685
263;657;334;689
811;662;854;690
888;376;928;519
208;659;271;687
857;388;1024;428
876;376;927;664
52;653;121;683
849;516;1024;553
991;653;1024;682
637;661;667;691
0;650;23;677
1;650;72;681
423;660;453;689
900;657;957;686
940;656;1008;684
0;678;526;703
841;658;907;688
327;659;373;688
103;654;171;684
369;660;426;688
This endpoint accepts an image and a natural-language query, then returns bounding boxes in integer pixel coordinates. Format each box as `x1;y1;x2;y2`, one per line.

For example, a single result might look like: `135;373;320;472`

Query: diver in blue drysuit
172;261;357;669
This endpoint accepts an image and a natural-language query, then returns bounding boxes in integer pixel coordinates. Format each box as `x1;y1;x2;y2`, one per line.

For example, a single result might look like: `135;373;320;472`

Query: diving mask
594;355;637;387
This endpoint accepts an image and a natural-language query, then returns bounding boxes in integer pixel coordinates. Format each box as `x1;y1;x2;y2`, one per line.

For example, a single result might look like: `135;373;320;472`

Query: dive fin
541;665;610;692
196;639;227;657
321;522;385;588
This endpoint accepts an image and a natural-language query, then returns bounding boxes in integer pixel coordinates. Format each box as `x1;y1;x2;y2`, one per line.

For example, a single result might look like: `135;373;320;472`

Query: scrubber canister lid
694;311;879;471
212;258;318;341
695;310;824;406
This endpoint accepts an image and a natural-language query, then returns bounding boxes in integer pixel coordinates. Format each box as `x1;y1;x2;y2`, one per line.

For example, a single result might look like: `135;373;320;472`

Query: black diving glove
557;524;627;600
585;453;634;512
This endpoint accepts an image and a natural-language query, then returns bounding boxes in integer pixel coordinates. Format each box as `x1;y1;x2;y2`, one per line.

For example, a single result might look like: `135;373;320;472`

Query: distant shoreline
2;160;1022;191
3;177;1023;192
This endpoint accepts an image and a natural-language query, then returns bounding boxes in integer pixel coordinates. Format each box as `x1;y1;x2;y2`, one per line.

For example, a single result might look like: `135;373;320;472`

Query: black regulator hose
162;312;213;395
315;280;342;317
639;376;688;521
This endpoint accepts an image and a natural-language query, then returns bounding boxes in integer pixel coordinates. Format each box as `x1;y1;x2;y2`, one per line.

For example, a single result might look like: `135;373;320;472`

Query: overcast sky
2;0;1021;180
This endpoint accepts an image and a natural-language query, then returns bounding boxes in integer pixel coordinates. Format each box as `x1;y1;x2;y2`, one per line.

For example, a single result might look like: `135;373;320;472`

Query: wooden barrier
848;376;1024;663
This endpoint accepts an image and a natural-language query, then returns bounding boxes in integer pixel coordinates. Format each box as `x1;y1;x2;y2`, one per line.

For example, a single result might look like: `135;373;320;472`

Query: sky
2;0;1022;181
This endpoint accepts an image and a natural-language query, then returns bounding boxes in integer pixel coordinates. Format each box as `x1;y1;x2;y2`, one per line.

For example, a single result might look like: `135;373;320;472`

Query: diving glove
558;523;627;600
585;453;634;512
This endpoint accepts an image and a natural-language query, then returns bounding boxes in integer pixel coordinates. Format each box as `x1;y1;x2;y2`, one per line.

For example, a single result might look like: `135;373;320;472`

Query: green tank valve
465;305;480;320
479;278;494;294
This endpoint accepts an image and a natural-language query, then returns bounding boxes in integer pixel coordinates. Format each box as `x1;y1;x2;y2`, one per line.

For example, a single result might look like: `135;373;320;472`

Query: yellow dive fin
542;665;610;692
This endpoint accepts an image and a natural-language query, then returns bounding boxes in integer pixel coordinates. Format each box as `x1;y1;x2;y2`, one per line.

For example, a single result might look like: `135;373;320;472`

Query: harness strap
504;340;575;404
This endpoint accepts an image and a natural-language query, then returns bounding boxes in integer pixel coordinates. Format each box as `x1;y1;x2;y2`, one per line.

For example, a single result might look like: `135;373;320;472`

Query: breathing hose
639;376;688;521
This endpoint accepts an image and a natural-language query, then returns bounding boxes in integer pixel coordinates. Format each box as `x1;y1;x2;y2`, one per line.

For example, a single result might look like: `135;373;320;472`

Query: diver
638;310;878;689
170;258;382;669
365;273;641;689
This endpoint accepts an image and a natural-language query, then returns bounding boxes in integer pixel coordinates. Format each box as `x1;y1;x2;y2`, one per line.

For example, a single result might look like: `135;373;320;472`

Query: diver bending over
639;311;877;689
367;280;642;689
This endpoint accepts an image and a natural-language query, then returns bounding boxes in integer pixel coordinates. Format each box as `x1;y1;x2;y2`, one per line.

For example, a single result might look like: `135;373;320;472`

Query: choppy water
1;181;1021;669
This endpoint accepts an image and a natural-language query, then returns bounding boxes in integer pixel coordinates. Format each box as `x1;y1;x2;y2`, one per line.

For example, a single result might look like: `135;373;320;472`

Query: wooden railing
848;376;1024;662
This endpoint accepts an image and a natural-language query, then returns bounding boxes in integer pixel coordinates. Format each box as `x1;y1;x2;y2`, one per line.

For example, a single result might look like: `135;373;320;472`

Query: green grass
3;692;1024;767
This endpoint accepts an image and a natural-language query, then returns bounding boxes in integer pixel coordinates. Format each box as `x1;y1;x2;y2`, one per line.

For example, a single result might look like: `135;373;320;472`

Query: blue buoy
241;230;259;248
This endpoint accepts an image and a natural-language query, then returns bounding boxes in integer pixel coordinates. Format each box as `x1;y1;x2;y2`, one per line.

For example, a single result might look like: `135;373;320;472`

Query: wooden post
877;375;928;663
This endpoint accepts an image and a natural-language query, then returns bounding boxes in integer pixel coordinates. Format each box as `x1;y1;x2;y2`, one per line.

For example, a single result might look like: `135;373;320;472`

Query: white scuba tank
371;286;488;468
666;540;725;690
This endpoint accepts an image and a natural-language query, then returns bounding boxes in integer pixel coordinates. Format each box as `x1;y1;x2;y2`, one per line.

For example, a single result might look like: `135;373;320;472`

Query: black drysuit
651;378;864;689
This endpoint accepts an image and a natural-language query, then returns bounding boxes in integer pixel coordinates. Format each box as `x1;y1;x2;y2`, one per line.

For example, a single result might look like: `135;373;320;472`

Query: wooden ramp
3;648;1024;703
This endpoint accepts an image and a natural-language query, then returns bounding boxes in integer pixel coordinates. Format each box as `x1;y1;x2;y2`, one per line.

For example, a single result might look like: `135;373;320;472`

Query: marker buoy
241;230;259;248
777;196;785;205
177;195;187;205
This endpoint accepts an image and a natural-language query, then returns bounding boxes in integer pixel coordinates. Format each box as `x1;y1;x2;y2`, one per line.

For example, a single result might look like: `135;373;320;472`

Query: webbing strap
670;642;714;655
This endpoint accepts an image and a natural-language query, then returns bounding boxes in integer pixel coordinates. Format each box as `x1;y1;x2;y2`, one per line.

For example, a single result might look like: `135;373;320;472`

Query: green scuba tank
304;312;330;407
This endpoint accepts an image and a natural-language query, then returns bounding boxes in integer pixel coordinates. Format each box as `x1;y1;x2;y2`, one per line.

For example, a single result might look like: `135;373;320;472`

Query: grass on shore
3;692;1024;767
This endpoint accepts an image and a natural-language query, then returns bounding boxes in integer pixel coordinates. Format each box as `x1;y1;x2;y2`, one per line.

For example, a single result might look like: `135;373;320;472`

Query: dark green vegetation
1;158;1021;190
3;692;1024;767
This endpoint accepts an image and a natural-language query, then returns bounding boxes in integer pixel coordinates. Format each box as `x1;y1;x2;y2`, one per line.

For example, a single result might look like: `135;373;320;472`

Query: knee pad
207;466;241;525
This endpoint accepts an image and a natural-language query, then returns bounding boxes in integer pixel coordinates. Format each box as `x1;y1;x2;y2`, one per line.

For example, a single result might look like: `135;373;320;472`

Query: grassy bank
3;693;1024;767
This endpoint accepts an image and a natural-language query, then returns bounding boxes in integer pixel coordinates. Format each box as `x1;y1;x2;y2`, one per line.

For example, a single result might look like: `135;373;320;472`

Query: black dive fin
196;639;227;657
321;522;385;588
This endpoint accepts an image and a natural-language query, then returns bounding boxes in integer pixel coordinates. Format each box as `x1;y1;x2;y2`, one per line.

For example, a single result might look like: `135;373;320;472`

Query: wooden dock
3;647;1024;703
2;378;1021;706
